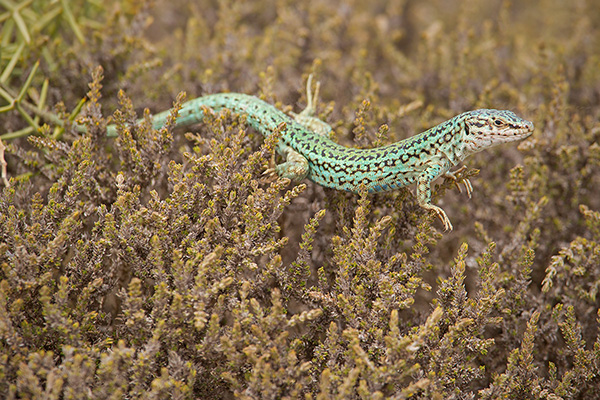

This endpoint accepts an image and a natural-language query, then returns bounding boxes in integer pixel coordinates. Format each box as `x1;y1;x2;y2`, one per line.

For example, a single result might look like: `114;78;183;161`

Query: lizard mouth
494;123;534;139
466;123;534;148
508;127;533;137
518;121;535;136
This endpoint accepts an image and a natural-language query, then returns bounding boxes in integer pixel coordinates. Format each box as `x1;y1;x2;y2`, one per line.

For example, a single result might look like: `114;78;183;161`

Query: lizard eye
493;119;504;127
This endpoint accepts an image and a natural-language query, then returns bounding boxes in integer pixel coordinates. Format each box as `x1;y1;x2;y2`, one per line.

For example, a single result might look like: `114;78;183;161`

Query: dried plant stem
0;137;8;186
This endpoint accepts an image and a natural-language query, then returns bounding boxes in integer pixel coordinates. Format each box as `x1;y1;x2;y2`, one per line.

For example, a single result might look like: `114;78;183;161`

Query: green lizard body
107;77;534;230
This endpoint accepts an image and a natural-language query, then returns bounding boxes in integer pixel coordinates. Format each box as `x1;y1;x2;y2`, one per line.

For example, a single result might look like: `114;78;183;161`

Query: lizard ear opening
463;122;471;136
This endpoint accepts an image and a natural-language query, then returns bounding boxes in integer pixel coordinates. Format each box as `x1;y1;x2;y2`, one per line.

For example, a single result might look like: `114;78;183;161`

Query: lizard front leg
417;164;453;231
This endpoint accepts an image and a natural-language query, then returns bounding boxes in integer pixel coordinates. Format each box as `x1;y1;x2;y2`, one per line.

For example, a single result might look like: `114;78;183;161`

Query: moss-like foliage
1;0;600;398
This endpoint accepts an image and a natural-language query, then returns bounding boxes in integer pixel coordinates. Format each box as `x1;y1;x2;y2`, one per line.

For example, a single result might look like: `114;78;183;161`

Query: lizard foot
443;165;472;198
274;146;309;181
290;74;332;136
421;203;454;231
261;167;279;183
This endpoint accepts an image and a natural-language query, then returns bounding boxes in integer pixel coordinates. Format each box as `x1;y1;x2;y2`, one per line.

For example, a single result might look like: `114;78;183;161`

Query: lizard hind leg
275;145;310;181
290;74;333;136
263;143;309;182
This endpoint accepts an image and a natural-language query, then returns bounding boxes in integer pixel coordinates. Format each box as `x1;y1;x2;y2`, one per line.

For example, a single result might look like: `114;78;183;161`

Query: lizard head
461;109;534;154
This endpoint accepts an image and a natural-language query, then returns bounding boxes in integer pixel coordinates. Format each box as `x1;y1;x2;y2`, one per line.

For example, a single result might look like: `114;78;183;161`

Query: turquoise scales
106;76;534;231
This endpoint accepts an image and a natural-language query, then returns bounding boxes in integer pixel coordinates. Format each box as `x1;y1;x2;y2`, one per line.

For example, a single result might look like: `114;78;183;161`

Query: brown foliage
1;0;600;398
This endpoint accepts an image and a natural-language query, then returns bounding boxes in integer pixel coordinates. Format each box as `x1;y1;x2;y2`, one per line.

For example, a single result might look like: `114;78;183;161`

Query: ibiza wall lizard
106;76;534;231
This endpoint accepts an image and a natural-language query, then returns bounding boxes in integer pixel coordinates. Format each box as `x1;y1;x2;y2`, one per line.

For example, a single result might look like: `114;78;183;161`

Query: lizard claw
262;167;278;182
420;203;454;231
260;168;280;185
300;74;319;118
262;152;278;182
443;166;472;199
434;207;454;231
290;74;333;136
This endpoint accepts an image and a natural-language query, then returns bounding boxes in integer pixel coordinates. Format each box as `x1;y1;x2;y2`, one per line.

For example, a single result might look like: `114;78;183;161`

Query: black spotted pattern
149;94;533;193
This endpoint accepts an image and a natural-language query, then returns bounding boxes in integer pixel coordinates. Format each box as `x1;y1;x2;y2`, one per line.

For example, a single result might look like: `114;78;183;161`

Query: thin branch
0;137;9;187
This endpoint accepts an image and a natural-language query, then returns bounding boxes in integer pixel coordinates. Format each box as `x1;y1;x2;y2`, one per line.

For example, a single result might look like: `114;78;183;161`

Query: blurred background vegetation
1;0;600;398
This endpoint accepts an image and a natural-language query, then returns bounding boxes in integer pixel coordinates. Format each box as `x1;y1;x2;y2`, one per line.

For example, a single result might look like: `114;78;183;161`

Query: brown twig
0;137;9;187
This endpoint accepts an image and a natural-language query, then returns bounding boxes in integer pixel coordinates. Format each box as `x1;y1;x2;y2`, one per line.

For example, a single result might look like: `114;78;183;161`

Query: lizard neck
396;115;469;166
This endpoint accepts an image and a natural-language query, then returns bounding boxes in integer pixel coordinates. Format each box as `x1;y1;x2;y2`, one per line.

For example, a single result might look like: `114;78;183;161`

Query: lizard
106;76;535;231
